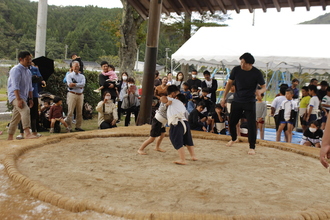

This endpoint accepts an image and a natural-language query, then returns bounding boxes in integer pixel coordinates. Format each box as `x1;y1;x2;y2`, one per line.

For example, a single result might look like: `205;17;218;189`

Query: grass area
0;113;133;140
0;88;7;101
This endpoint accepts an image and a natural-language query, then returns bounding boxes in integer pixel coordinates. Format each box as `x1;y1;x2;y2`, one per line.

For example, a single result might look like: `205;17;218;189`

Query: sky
30;0;330;26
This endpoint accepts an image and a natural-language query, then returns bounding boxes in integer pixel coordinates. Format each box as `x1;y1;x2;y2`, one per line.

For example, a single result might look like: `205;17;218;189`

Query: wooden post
136;0;162;125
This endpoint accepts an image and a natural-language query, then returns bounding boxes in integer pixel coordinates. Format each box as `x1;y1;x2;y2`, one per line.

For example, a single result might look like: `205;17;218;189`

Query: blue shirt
66;71;86;93
29;65;42;98
7;64;33;103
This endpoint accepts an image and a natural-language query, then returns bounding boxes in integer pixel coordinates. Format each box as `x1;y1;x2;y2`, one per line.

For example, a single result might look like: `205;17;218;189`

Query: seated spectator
187;92;199;114
202;70;218;103
49;96;71;133
199;88;214;115
181;82;192;103
173;72;185;90
39;100;51;131
210;104;226;134
300;121;323;148
190;85;198;95
96;92;118;129
188;101;207;131
154;76;168;100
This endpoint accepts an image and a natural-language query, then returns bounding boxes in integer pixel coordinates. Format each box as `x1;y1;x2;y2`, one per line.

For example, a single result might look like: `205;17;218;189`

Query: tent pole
136;0;163;125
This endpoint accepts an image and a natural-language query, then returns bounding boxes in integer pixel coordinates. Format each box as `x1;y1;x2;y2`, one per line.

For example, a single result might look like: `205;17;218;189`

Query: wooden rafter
272;0;281;12
231;0;241;13
257;0;267;12
190;0;205;14
242;0;254;13
162;4;171;16
128;0;148;19
177;0;192;15
320;0;326;10
204;0;216;14
287;0;295;11
304;0;311;10
166;0;182;15
214;0;227;14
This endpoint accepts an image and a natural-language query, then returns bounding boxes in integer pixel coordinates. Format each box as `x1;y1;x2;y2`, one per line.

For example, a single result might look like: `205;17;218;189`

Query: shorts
300;116;308;126
257;120;264;124
150;117;166;137
308;114;317;124
51;118;63;121
169;121;194;150
280;121;294;125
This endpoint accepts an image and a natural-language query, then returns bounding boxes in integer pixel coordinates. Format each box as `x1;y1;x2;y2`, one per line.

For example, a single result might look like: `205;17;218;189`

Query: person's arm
112;103;118;124
220;79;233;108
320;116;330;168
210;79;218;93
256;84;266;97
75;75;86;88
262;102;267;119
95;101;104;112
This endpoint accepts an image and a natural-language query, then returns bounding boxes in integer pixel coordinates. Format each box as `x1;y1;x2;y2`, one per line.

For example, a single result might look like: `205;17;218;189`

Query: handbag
103;103;113;123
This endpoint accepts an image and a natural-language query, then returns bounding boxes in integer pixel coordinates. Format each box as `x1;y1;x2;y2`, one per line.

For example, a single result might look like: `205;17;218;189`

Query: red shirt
49;105;63;119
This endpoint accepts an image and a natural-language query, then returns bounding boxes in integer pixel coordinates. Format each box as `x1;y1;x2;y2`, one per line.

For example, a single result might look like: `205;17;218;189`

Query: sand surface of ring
16;136;330;217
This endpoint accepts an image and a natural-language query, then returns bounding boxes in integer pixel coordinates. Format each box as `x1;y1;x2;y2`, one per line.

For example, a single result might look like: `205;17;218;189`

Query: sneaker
49;128;54;133
93;89;100;93
16;134;24;140
36;133;42;137
72;119;76;124
75;128;85;132
66;127;71;133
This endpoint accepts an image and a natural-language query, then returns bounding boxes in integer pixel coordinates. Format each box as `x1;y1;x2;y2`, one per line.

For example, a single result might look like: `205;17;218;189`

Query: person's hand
220;99;226;108
28;99;34;108
320;144;330;168
104;98;108;103
109;84;114;89
41;81;46;87
17;98;23;109
202;126;207;132
166;100;172;106
69;83;76;88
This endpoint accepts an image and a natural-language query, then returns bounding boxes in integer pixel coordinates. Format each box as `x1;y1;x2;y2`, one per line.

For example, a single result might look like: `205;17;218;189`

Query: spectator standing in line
7;51;37;140
270;84;288;131
66;61;86;132
221;53;266;155
173;72;185;90
256;92;267;140
317;81;328;101
305;85;319;124
186;70;202;92
321;87;330;130
71;53;84;74
97;62;117;102
309;78;318;86
117;72;128;122
299;86;311;133
122;78;140;126
201;70;218;104
290;78;300;99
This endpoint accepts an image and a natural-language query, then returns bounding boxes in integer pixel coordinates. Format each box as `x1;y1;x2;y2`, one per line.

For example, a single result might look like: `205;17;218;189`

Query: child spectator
299;86;311;132
210;104;226;134
181;82;192;103
201;70;218;103
321;87;330;130
300;121;323;148
190;85;198;94
276;89;298;143
39;101;51;131
305;85;319;124
166;85;197;165
188;101;207;131
271;84;288;131
199;88;214;115
256;92;267;140
187;92;199;113
138;96;171;155
49;97;70;133
94;64;118;93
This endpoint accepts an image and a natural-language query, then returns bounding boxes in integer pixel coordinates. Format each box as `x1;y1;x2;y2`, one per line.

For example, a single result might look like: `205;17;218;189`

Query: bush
44;68;100;113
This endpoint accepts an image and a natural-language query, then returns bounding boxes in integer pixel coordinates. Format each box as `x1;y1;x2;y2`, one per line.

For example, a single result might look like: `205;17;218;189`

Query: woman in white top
173;72;185;90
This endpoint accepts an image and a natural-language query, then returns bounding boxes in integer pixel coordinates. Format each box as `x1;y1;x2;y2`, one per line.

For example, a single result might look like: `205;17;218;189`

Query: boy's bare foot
174;161;186;165
137;149;147;155
191;157;198;161
248;149;256;155
25;134;38;139
226;139;238;147
154;148;166;152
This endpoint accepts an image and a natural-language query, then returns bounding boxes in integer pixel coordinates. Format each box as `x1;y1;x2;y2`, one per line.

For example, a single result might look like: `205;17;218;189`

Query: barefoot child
166;85;197;165
49;96;71;133
256;92;267;140
276;89;298;143
138;96;172;155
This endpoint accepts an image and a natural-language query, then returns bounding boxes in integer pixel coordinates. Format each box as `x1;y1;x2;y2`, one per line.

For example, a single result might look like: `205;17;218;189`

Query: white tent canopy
172;25;330;73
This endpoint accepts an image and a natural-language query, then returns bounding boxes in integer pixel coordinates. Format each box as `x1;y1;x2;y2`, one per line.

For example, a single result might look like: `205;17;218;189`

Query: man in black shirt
221;53;266;155
186;69;202;91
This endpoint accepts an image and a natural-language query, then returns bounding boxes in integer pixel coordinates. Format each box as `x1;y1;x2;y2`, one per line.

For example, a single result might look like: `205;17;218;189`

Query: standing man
290;78;300;99
71;53;84;74
221;53;266;155
66;61;86;131
186;70;202;91
7;51;37;140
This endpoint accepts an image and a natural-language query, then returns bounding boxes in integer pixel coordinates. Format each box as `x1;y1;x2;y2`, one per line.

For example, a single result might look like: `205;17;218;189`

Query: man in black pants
221;53;266;155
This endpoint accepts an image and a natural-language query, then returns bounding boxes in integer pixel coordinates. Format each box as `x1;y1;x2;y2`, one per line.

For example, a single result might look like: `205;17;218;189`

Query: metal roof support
136;0;163;125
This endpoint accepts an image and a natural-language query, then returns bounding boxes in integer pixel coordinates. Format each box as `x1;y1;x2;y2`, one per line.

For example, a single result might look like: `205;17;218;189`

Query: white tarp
172;25;330;73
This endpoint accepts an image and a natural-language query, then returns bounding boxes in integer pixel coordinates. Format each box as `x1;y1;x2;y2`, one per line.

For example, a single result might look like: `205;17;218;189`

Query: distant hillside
300;12;330;24
0;0;122;60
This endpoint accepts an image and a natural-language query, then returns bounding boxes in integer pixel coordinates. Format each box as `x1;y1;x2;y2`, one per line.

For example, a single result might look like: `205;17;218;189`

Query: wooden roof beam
177;0;192;15
190;0;206;14
204;0;216;14
287;0;295;11
162;4;171;16
128;0;148;19
320;0;326;10
242;0;254;13
166;0;182;15
231;0;241;13
272;0;281;12
257;0;267;12
214;0;227;14
305;0;311;10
